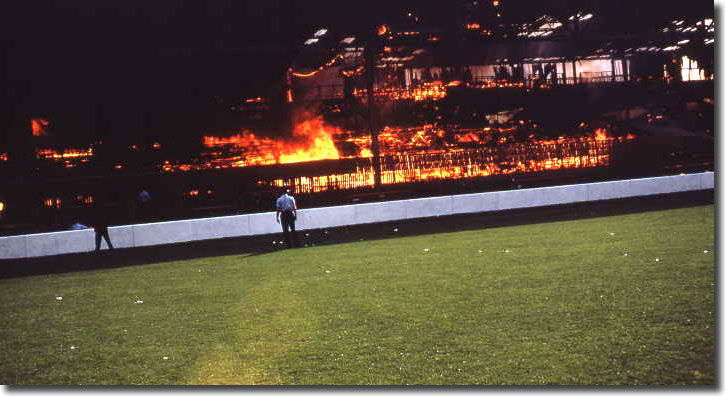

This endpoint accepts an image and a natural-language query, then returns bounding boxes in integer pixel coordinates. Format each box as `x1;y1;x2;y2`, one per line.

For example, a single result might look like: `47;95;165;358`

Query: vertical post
365;34;382;190
611;57;616;82
572;16;580;85
518;61;524;84
285;68;294;103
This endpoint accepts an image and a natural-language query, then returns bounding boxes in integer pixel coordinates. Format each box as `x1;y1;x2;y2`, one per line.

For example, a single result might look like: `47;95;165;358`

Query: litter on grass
424;248;430;252
56;296;63;301
504;249;510;253
135;300;144;304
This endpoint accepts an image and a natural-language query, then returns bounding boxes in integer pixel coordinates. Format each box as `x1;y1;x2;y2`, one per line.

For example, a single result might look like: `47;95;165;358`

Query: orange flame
594;128;608;141
279;117;341;163
265;138;617;194
35;148;93;160
31;119;49;136
184;118;635;196
202;116;342;167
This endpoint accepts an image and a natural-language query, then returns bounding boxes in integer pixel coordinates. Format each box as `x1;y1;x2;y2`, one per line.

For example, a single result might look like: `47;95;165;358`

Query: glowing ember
31;119;49;137
359;82;448;102
35;148;93;160
43;198;62;209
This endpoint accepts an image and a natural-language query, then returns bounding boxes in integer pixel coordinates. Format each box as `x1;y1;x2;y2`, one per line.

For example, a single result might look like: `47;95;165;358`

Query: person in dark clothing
276;189;300;248
92;200;114;251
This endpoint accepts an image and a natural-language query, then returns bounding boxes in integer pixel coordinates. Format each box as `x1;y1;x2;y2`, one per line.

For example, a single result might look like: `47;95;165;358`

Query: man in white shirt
276;189;300;248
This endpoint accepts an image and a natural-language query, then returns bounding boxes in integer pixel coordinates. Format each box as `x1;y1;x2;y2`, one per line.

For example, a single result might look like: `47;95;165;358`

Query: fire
257;123;630;194
357;82;448;102
264;137;617;194
359;148;373;158
20;110;638;199
279;117;341;163
76;194;94;205
175;114;637;196
43;197;62;209
193;118;632;176
202;116;342;167
353;78;540;104
594;128;608;141
31;119;49;136
35;148;93;160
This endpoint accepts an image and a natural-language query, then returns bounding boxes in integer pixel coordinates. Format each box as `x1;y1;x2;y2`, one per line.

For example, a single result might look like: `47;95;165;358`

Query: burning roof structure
165;2;711;194
285;2;713;104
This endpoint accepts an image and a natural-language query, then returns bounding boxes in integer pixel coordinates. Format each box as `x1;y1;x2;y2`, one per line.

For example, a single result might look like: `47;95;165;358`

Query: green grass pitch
0;204;714;385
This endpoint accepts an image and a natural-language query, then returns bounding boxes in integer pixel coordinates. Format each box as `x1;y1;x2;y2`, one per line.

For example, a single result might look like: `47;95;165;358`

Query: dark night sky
0;0;713;147
0;0;427;145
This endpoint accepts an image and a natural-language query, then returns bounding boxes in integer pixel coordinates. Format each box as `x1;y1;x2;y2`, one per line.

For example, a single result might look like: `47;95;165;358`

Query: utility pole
365;31;382;190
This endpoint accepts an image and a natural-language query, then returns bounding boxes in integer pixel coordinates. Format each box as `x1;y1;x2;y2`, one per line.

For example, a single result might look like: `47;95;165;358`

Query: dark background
0;0;713;147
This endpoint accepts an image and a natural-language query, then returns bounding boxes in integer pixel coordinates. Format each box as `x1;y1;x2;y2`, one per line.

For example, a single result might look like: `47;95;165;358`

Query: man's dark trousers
94;226;114;251
281;210;300;248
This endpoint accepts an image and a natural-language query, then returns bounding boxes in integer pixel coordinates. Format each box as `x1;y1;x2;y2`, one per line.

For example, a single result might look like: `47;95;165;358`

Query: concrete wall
0;172;713;259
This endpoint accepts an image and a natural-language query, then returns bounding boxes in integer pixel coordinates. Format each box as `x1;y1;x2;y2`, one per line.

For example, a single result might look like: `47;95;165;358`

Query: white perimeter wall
0;172;714;260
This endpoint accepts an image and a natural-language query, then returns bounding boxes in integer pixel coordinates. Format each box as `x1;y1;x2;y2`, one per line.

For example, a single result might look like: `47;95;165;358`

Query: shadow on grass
0;190;713;279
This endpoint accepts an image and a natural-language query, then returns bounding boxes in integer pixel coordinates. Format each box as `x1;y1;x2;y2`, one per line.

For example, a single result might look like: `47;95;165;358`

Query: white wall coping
0;172;713;259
